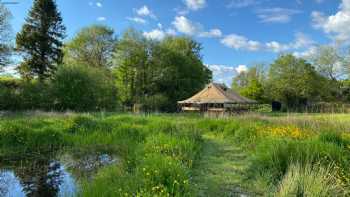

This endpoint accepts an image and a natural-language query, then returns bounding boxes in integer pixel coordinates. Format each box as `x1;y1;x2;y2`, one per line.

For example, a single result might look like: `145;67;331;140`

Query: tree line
0;0;211;112
232;49;350;111
0;0;349;112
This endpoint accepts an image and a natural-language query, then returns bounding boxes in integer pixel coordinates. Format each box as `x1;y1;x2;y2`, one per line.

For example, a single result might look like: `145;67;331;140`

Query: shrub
51;64;118;111
0;77;51;110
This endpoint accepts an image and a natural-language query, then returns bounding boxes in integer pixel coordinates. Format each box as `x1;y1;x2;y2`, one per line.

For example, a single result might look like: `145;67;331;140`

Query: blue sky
6;0;346;85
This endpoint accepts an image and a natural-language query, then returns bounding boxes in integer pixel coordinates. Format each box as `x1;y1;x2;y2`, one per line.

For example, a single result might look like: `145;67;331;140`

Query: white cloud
292;32;315;49
293;46;318;58
135;5;156;19
206;64;250;85
126;17;146;24
136;5;151;16
265;41;289;52
265;33;314;53
227;0;258;8
157;23;163;29
221;34;262;51
221;32;314;53
235;65;248;73
96;2;102;7
166;28;177;36
206;64;237;85
199;29;223;38
256;7;301;23
97;17;106;21
172;16;202;35
312;0;350;42
184;0;206;11
143;29;166;41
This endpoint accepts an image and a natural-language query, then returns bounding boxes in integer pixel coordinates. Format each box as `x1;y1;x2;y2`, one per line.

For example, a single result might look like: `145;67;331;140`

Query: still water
0;153;117;197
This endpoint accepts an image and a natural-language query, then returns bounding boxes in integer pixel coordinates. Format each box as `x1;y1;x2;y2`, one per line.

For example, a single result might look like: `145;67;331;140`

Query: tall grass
276;163;345;197
1;113;350;196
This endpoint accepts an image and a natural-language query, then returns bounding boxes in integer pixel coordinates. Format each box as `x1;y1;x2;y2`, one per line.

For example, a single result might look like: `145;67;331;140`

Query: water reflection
0;160;76;197
0;153;117;197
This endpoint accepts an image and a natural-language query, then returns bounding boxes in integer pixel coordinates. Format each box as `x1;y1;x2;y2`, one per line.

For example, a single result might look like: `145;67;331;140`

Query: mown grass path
192;134;252;197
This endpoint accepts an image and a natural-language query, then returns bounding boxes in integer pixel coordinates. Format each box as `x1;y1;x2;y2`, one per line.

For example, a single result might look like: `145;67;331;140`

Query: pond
0;153;118;197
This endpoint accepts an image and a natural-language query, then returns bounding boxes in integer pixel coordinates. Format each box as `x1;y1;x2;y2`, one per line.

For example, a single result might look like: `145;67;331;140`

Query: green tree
52;64;117;111
311;46;346;81
154;36;212;111
310;46;348;101
0;4;12;70
113;29;212;111
232;64;266;102
113;29;149;107
267;54;321;109
16;0;65;80
64;25;116;68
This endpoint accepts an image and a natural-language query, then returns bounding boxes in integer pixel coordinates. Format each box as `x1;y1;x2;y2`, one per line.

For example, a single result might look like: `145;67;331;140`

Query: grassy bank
0;113;350;196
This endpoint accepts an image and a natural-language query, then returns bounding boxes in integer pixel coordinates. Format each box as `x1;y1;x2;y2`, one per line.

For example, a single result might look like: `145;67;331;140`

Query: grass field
0;112;350;196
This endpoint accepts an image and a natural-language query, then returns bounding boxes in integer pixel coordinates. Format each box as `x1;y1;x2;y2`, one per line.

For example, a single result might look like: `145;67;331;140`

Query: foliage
232;64;266;103
276;164;345;197
0;113;350;196
311;45;346;81
0;77;51;110
51;64;118;111
63;25;116;68
0;65;118;111
266;54;322;109
113;29;212;111
16;0;66;80
0;4;12;70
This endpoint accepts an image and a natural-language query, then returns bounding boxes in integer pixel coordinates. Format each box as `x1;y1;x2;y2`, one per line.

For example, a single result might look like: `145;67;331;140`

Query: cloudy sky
6;0;347;85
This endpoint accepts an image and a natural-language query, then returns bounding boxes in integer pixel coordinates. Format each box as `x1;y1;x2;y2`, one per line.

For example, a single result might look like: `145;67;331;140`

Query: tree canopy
266;54;321;108
232;64;266;103
0;4;12;70
63;25;116;68
113;29;212;111
16;0;66;80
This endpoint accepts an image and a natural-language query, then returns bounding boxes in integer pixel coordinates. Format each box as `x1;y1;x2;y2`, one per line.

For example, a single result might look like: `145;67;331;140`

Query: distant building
178;83;257;115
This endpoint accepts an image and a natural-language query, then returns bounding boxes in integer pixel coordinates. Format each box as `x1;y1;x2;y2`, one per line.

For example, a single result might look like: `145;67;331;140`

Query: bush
51;64;118;111
0;77;51;110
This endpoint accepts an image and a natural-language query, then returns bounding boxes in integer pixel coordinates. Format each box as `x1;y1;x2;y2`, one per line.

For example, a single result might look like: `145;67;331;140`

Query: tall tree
63;25;116;68
16;0;65;80
232;64;266;102
311;45;346;81
0;4;12;70
113;29;211;111
113;29;149;107
266;54;321;109
155;36;212;111
310;46;349;101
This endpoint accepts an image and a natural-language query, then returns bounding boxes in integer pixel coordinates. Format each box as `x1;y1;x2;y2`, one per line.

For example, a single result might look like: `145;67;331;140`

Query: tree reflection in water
0;154;75;197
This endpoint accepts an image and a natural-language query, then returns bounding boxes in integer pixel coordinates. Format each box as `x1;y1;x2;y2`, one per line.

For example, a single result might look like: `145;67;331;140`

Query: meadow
0;112;350;196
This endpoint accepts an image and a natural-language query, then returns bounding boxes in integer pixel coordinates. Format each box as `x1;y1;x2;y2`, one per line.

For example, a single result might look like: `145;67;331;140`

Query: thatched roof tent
178;83;257;105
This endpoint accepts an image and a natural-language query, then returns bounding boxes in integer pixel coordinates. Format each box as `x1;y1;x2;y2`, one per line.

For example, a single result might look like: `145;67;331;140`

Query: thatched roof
178;83;257;104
